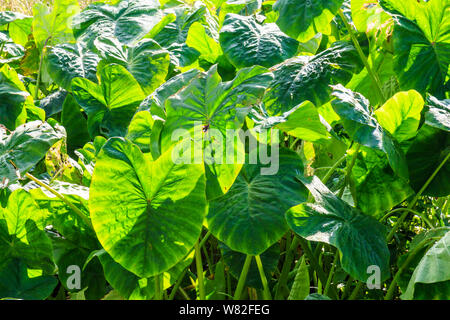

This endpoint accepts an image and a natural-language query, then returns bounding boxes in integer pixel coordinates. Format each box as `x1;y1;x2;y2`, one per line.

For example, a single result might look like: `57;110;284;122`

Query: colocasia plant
0;0;449;301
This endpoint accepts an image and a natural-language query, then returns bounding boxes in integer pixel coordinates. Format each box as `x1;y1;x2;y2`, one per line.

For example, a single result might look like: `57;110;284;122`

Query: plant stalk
255;255;272;300
234;255;252;300
194;240;205;300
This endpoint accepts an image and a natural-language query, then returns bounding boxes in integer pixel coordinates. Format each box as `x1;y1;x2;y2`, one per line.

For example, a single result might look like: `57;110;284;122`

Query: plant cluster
0;0;449;300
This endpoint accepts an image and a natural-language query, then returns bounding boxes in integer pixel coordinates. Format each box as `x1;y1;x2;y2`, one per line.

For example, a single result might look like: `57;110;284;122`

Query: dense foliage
0;0;449;300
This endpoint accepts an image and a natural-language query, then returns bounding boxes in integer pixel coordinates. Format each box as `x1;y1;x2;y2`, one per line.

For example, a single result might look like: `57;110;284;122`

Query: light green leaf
374;90;424;142
0;64;30;130
45;43;100;91
264;41;361;114
0;259;57;300
286;175;390;282
273;0;344;42
207;148;308;255
186;22;221;63
71;64;146;138
249;101;330;143
379;0;450;97
94;37;170;95
32;0;80;51
89;137;207;278
72;0;162;49
162;64;273;199
0;189;54;273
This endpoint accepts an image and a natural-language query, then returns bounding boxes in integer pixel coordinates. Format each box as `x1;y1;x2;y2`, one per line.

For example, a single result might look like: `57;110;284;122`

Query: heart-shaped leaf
94;37;170;95
219;13;298;68
72;0;162;49
45;42;100;91
207;148;308;255
71;64;146;138
331;84;408;179
379;0;450;97
89;137;207;278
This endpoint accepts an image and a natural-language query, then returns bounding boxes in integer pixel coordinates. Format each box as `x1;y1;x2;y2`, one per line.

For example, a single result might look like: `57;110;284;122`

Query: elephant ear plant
0;0;449;301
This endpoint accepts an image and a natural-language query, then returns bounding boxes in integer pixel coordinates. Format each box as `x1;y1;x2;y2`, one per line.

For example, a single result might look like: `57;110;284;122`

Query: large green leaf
380;0;450;97
207;148;308;255
152;4;218;67
71;64;146;138
89;137;207;278
0;189;54;273
32;0;80;51
425;95;450;132
0;259;57;300
0;121;64;185
264;41;361;114
351;0;390;35
45;43;100;91
219;13;298;69
94;37;170;95
401;231;450;300
273;0;344;42
286;175;390;282
72;0;162;49
97;249;194;299
27;178;96;248
162;64;273;199
186;22;221;64
374;90;424;142
331;84;408;179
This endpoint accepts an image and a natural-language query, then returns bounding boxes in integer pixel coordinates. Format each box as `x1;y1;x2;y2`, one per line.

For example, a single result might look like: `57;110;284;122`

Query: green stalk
194;240;205;300
24;171;93;229
337;9;386;105
255;255;272;300
234;255;252;300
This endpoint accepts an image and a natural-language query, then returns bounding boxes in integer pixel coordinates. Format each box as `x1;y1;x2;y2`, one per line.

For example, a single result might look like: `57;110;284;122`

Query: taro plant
0;0;449;301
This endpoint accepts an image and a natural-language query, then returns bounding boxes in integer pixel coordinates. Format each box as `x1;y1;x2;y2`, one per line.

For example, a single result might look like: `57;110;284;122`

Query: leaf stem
234;254;252;300
194;240;205;300
255;255;272;300
297;236;338;299
386;152;449;242
24;171;93;229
